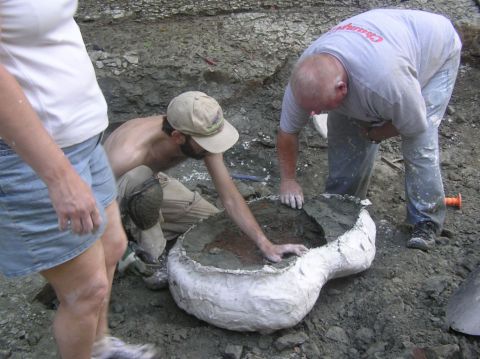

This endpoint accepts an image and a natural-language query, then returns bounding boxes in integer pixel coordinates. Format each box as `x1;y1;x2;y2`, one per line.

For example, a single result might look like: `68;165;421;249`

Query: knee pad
126;176;163;230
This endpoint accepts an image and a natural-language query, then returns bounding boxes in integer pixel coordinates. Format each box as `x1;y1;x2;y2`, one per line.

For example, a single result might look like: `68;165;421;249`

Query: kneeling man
105;91;307;286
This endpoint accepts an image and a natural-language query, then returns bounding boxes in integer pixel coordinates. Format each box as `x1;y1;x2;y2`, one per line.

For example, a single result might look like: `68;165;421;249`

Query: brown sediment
204;201;325;265
183;196;362;270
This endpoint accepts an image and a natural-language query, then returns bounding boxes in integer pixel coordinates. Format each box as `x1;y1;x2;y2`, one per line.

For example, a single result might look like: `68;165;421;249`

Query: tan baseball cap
166;91;239;154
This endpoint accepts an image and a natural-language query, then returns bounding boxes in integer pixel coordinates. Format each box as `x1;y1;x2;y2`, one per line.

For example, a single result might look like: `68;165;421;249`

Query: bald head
290;53;348;113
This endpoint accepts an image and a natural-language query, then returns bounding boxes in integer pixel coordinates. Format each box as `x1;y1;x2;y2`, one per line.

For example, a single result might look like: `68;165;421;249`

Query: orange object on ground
445;193;462;208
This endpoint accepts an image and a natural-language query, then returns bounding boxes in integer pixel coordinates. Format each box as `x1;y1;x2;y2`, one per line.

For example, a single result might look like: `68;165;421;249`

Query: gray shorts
0;134;117;277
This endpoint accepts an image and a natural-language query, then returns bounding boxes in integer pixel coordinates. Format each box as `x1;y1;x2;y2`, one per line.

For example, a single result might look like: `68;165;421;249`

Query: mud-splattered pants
325;35;462;232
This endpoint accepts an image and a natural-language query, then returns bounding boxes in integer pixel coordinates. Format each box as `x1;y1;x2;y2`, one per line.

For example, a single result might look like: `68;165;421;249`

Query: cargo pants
117;165;220;261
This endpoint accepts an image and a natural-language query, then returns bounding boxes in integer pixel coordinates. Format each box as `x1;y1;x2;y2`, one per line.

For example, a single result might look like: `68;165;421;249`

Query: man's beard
180;136;207;160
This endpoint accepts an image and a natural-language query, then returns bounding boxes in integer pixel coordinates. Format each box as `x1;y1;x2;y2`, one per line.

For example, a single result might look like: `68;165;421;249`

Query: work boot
91;336;158;359
407;221;436;251
142;267;169;290
117;243;153;274
140;252;168;290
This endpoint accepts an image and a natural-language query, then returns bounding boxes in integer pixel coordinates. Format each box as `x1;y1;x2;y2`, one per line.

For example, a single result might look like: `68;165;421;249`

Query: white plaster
168;196;376;332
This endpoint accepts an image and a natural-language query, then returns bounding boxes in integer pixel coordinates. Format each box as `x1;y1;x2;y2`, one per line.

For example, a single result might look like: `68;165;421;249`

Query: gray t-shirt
280;9;460;137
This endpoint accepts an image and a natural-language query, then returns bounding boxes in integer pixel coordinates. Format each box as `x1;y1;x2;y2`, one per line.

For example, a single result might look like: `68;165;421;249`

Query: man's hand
359;126;382;144
48;169;102;235
359;122;399;143
261;242;309;263
280;178;304;209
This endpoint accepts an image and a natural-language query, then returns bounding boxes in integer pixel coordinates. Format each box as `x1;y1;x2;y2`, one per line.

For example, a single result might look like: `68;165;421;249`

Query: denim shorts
0;134;117;277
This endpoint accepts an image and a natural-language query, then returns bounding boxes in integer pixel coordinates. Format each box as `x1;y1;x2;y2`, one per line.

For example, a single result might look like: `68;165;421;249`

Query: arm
0;64;101;234
204;153;307;262
277;129;304;209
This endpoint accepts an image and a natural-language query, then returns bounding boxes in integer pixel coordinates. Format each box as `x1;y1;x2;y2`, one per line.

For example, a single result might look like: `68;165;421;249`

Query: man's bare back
104;115;187;178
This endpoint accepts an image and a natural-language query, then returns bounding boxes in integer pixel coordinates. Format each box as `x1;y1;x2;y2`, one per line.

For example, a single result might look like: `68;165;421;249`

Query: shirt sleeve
279;83;309;134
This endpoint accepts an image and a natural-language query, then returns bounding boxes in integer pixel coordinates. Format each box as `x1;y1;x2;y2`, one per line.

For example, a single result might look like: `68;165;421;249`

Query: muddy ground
1;1;480;358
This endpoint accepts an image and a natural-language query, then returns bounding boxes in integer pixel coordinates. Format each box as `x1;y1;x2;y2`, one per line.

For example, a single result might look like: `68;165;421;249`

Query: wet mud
184;198;328;269
183;196;365;270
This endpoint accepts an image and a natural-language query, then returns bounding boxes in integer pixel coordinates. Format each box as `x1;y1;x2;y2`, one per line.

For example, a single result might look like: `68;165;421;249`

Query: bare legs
95;201;127;340
41;201;127;359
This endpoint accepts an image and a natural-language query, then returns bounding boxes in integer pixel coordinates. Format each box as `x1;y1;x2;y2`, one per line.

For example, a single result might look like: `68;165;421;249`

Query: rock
258;135;275;148
224;344;243;359
401;340;415;350
348;348;359;357
172;328;188;342
458;338;478;359
456;113;467;124
258;335;274;350
252;183;272;197
32;282;57;308
354;327;374;346
325;326;349;344
26;332;41;346
0;349;12;359
123;53;139;64
398;347;427;359
447;172;462;181
423;276;449;297
109;9;127;19
301;341;321;358
365;341;387;357
144;92;162;106
326;288;342;296
274;332;309;351
108;313;125;328
234;181;257;199
111;302;125;314
440;228;454;238
455;21;480;67
425;344;461;358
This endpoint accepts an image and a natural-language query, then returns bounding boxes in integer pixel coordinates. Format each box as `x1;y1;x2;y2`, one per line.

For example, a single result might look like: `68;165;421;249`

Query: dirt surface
1;1;479;358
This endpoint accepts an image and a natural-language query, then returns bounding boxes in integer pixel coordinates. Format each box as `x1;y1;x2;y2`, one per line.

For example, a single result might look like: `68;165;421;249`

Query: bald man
277;9;462;251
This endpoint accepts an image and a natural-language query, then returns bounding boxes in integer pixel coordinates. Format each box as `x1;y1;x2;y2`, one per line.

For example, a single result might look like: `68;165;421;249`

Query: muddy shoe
117;251;138;274
117;243;159;275
92;336;158;359
141;254;168;290
407;221;436;251
142;268;169;290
